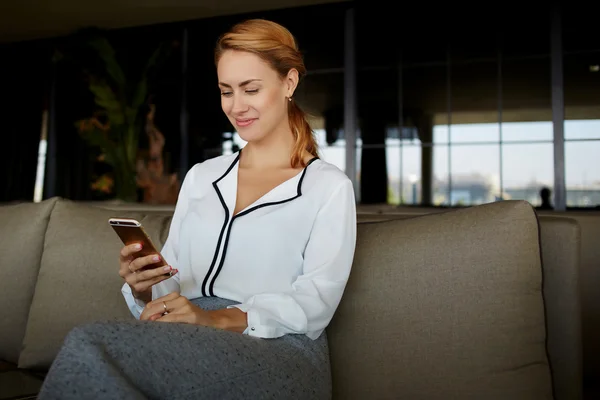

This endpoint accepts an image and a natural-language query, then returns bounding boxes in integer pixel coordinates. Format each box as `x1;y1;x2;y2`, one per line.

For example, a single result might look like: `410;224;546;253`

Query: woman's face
217;50;296;143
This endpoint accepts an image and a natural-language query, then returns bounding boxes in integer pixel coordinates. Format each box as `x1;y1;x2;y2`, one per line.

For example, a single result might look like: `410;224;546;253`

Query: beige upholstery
18;199;173;369
355;212;584;400
537;211;600;386
359;205;599;393
538;216;582;400
0;197;58;364
328;200;553;399
0;197;584;399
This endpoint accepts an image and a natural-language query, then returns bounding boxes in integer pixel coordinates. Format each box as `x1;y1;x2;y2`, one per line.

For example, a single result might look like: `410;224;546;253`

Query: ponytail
288;100;318;168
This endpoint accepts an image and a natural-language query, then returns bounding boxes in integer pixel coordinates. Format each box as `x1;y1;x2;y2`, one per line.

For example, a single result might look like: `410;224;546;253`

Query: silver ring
163;301;169;315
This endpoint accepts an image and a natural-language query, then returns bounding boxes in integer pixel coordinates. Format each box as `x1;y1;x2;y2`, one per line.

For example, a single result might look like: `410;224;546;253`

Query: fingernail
173;269;179;274
163;265;171;272
153;255;160;262
134;244;142;250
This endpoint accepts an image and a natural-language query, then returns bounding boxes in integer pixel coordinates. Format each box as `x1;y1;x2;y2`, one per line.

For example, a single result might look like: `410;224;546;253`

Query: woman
39;18;356;400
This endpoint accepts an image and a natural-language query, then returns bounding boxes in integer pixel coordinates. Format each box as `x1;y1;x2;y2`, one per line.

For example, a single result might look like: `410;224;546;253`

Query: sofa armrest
538;216;583;400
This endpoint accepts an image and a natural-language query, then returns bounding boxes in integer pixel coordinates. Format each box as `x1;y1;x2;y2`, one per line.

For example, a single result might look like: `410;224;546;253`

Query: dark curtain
43;53;93;201
0;41;48;203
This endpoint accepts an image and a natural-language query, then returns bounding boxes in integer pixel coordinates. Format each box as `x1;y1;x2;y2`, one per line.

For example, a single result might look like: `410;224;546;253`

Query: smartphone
108;217;168;272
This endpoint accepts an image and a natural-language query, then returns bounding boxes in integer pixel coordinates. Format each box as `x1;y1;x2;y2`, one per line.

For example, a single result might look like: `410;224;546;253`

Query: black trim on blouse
202;153;319;297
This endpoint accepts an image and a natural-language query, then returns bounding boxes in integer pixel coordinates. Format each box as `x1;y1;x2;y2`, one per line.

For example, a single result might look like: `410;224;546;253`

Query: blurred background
1;0;598;211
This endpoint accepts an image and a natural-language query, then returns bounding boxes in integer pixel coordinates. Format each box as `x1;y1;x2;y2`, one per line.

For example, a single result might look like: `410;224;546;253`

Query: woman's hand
118;243;178;303
140;292;248;333
140;292;215;325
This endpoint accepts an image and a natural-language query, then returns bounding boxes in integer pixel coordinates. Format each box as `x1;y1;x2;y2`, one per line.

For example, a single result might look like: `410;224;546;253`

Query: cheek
221;98;232;114
258;90;284;115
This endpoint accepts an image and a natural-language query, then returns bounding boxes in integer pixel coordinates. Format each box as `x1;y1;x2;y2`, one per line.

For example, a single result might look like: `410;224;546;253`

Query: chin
236;126;265;143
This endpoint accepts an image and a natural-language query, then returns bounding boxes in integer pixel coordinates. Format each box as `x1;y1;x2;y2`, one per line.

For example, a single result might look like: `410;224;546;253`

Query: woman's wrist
131;285;152;303
207;308;248;333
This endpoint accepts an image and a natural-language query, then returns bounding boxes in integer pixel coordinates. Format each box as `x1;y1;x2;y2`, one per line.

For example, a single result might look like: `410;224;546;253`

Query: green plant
73;36;172;201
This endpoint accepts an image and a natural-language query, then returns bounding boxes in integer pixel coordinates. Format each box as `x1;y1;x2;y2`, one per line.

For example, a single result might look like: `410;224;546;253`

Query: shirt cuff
227;304;280;338
121;283;146;319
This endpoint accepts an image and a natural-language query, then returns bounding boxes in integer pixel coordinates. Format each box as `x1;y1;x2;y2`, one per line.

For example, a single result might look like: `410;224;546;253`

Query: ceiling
0;0;345;43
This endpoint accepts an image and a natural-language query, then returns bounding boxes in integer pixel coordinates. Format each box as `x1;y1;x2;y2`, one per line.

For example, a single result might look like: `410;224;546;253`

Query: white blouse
121;151;357;339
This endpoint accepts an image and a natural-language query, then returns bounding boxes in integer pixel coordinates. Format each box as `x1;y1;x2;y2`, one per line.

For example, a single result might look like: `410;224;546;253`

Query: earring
288;97;292;102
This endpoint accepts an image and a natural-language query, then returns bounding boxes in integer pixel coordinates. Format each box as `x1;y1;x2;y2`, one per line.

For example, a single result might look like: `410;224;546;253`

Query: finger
131;270;178;294
150;291;181;305
140;307;154;321
118;263;130;278
136;265;175;282
120;243;143;260
149;312;164;321
155;311;190;324
140;296;172;321
129;253;163;273
142;292;181;318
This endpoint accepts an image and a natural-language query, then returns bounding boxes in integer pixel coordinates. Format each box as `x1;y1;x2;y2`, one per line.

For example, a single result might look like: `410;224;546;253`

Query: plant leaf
89;37;126;88
89;82;125;125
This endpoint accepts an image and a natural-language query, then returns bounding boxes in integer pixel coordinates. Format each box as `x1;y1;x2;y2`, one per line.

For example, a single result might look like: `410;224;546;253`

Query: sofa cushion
327;200;553;399
0;197;57;364
18;199;172;369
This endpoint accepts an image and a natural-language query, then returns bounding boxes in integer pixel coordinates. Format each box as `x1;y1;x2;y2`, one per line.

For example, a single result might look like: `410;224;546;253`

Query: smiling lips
235;118;256;127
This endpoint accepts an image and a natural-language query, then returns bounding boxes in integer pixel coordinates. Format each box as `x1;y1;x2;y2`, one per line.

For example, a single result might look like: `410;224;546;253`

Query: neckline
232;151;319;216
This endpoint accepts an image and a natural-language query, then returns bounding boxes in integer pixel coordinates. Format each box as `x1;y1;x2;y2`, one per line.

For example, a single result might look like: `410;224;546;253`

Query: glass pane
434;125;449;144
451;123;499;144
306;71;346;174
502;143;554;206
401;143;422;205
502;121;553;142
564;51;600;140
449;61;499;144
314;128;346;173
450;144;500;205
433;144;449;205
502;57;552;143
403;65;448;144
566;141;600;208
385;140;401;205
565;119;600;140
297;72;343;120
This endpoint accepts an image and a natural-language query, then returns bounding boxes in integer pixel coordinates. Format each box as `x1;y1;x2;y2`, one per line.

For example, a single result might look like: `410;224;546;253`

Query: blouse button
251;327;255;331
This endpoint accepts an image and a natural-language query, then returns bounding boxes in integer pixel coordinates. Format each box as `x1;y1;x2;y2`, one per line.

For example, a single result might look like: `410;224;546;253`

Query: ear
285;68;299;98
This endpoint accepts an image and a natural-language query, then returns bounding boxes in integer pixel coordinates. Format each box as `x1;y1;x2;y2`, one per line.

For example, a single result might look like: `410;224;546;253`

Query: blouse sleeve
230;179;357;339
121;165;197;318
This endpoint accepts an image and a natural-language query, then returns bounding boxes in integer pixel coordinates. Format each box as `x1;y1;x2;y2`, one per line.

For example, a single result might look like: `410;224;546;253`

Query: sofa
358;203;600;396
0;197;582;399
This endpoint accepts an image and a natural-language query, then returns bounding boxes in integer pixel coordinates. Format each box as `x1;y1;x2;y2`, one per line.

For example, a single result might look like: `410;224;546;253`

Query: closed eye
245;89;259;94
220;91;233;97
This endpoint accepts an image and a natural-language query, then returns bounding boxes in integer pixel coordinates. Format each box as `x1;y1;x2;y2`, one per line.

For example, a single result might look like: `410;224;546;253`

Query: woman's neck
240;124;296;170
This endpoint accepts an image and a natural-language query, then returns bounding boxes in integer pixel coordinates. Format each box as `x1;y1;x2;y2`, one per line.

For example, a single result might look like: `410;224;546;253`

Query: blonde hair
215;19;318;168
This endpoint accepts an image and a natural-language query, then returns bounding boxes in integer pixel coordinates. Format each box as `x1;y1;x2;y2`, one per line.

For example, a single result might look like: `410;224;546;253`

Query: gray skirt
38;297;331;400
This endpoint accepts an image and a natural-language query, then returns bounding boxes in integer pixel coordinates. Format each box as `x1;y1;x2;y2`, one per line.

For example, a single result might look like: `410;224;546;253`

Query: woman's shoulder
309;158;351;183
305;158;354;199
184;153;240;184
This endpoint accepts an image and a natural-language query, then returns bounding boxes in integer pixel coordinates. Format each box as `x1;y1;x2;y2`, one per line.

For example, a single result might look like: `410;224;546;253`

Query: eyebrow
218;79;262;88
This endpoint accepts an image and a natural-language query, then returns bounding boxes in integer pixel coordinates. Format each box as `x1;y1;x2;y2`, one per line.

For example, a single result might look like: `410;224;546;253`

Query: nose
231;93;249;115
